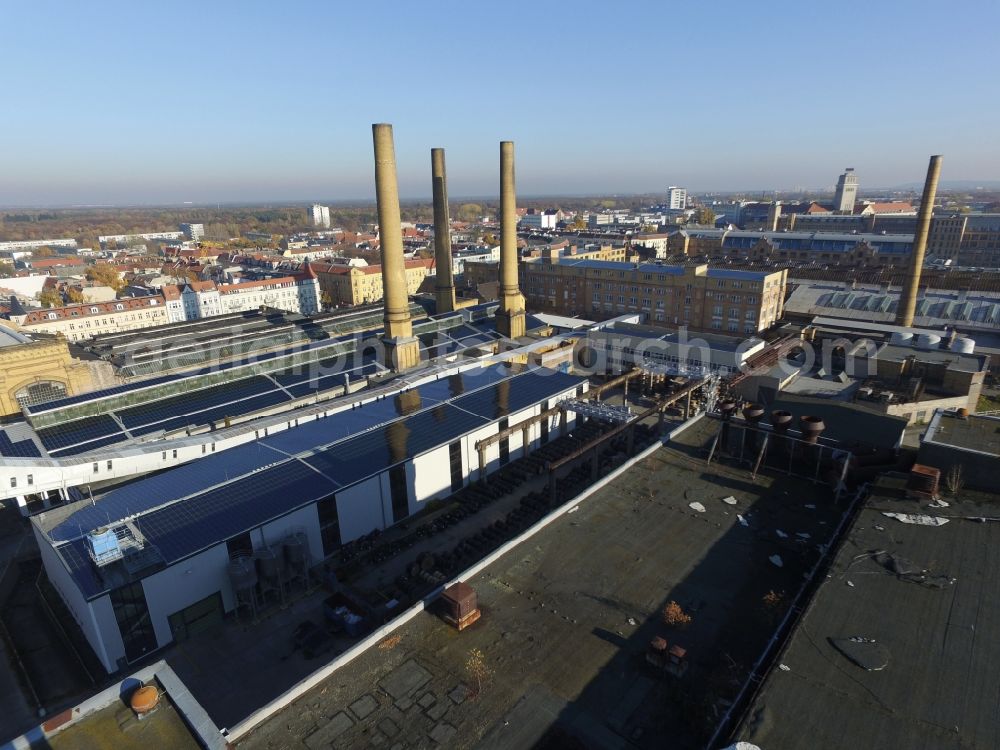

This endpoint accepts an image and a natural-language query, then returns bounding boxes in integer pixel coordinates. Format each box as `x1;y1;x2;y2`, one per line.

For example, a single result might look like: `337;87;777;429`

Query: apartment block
523;259;787;333
928;214;1000;266
313;258;433;307
10;297;170;341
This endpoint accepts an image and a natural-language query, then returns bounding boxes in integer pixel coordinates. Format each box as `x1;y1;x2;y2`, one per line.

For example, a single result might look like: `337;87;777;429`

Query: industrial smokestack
372;123;420;371
496;141;526;339
431;148;456;314
895;155;943;327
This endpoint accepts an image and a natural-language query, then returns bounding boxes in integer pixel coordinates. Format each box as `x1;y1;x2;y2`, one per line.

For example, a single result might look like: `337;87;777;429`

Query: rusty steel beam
586;368;643;401
474;404;566;453
547;378;704;473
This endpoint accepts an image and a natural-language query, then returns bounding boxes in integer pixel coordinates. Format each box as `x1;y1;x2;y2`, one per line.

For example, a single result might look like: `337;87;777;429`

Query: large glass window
110;582;157;663
389;465;408;523
226;533;253;559
449;441;463;493
317;495;341;556
498;418;510;466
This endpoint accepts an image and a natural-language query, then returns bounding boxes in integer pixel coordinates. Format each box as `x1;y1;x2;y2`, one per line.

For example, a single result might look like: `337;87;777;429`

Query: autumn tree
86;264;125;291
456;204;482;222
692;208;716;226
38;289;63;308
66;288;85;303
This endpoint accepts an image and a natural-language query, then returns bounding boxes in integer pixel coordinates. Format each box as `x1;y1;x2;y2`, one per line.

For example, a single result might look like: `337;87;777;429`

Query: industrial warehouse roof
735;476;1000;750
922;411;1000;456
784;281;1000;331
585;323;766;355
234;419;847;749
15;321;508;459
552;259;775;280
42;365;584;599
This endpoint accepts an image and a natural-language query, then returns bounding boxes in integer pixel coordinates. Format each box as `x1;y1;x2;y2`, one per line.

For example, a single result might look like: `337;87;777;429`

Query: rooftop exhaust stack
895;155;942;327
431;148;456;314
373;123;420;371
496;141;526;339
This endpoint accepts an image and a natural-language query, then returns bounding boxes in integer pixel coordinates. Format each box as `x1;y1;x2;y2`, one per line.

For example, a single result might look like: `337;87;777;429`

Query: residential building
833;168;858;213
631;233;672;259
667;186;687;210
787;213;919;234
927;213;1000;266
180;223;205;241
9;296;170;341
520;209;559;230
310;204;331;229
0;238;78;255
855;201;914;216
161;268;320;322
451;246;500;276
668;227;913;265
522;259;787;333
98;232;184;247
313;258;432;307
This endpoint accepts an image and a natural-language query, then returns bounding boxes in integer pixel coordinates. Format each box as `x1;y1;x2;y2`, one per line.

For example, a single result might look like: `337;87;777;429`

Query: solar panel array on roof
48;366;583;594
0;433;41;458
134;460;330;566
37;415;123;453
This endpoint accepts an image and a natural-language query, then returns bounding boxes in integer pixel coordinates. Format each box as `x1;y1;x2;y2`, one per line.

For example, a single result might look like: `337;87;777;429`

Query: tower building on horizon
833;168;858;213
310;204;331;228
667;186;687;210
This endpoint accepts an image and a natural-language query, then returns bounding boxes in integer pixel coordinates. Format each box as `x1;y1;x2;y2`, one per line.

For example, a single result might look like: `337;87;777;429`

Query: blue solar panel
135;461;335;566
37;415;121;451
48;441;291;543
302;404;487;486
117;376;278;431
47;433;129;457
49;366;585;590
9;440;41;458
26;331;367;415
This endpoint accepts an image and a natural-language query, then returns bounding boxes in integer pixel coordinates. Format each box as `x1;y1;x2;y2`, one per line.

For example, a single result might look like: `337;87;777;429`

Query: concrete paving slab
304;711;353;749
379;660;432;702
428;721;456;745
349;693;378;721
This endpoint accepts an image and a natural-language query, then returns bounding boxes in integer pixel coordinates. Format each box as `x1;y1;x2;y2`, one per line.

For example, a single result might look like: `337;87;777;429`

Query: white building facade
161;272;320;322
667;186;687;210
311;204;331;228
31;367;585;672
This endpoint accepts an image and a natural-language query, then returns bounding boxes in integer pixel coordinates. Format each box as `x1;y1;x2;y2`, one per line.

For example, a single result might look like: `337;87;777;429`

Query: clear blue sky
2;0;998;205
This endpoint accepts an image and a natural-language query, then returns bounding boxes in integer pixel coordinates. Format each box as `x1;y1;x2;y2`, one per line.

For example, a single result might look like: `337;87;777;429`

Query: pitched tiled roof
21;295;165;324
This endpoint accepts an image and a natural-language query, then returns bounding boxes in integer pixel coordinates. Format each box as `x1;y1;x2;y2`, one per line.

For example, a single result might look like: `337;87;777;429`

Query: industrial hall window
317;495;341;557
499;418;510;466
226;532;253;560
449;441;463;493
110;582;158;664
389;465;409;523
